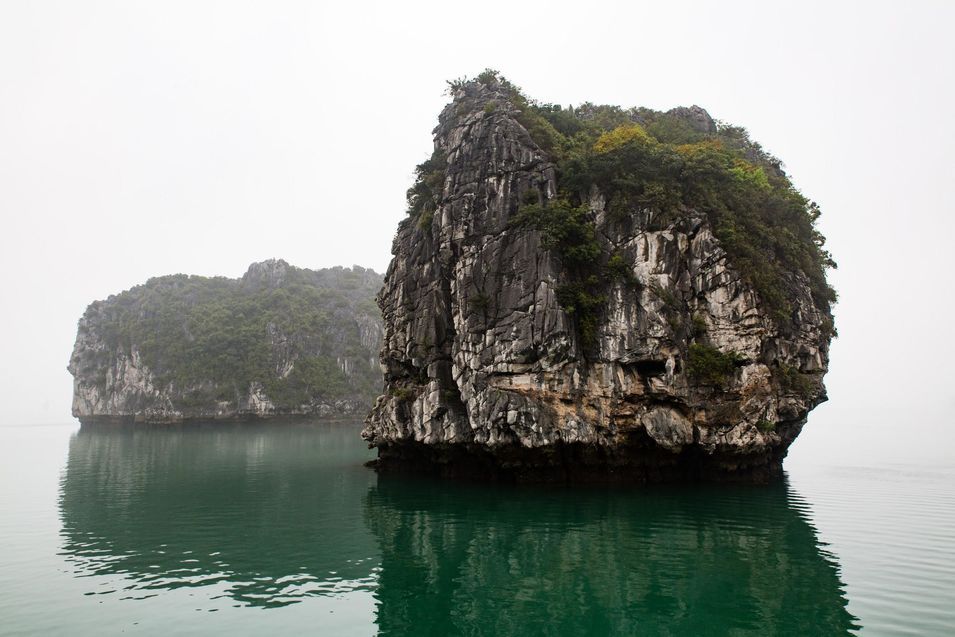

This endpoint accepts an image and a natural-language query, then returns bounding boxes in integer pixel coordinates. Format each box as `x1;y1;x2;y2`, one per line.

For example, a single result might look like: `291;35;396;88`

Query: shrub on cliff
512;200;605;348
687;344;742;386
406;149;446;219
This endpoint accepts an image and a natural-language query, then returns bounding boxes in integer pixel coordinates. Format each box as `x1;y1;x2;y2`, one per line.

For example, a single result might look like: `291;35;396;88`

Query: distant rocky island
68;260;383;424
362;71;836;482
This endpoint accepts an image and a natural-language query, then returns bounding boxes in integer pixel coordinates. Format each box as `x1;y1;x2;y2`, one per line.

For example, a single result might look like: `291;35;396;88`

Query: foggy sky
1;0;952;466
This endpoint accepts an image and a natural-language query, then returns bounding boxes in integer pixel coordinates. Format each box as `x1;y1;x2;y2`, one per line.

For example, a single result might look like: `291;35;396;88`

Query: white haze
1;0;952;466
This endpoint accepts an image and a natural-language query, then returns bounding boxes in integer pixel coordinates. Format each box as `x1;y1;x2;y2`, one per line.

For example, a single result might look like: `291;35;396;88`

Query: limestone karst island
364;72;836;482
69;261;383;423
69;72;836;483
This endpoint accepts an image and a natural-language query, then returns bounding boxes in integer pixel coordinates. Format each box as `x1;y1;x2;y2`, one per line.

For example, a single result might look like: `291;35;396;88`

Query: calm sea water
0;422;952;636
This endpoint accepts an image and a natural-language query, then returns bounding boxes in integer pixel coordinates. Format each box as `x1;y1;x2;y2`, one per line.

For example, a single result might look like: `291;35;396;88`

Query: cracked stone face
363;80;832;481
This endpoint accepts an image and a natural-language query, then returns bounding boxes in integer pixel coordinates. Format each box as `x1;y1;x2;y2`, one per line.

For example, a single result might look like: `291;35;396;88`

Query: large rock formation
69;260;383;424
362;75;835;482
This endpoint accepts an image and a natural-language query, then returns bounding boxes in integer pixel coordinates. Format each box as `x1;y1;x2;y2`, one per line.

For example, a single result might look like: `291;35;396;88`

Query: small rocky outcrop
362;74;836;482
69;260;383;424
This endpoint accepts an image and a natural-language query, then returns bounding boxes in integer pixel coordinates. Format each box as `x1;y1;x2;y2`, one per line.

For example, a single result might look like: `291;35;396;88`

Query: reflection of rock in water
59;422;378;608
365;478;858;636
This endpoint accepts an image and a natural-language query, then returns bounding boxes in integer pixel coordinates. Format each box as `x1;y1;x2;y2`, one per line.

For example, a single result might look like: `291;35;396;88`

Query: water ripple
1;423;950;634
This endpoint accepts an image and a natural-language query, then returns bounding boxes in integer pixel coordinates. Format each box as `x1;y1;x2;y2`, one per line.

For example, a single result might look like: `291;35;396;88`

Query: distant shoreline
77;414;368;428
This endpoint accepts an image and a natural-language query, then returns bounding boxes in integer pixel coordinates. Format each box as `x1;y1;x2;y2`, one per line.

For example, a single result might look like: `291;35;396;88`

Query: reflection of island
365;477;859;636
58;422;378;608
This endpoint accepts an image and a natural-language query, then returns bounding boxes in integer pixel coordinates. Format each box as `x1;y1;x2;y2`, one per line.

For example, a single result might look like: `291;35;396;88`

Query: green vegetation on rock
687;343;742;387
776;362;816;398
511;200;606;349
85;262;382;410
462;70;837;333
407;149;447;221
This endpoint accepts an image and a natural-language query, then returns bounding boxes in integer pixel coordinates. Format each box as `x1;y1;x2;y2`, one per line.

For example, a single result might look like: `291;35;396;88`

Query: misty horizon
2;0;953;468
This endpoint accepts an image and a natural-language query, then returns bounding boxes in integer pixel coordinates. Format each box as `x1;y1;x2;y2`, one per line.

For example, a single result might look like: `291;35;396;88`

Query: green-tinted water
1;422;953;635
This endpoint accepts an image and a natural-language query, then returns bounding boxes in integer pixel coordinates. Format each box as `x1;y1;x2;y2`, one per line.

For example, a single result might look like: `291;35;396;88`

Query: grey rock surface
362;80;832;481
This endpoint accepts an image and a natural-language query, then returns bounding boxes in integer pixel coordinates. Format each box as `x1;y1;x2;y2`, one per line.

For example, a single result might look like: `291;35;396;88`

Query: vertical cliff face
69;260;384;424
362;77;834;481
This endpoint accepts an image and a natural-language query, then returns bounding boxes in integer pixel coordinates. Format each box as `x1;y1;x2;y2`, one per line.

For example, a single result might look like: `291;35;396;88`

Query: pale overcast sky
1;1;952;465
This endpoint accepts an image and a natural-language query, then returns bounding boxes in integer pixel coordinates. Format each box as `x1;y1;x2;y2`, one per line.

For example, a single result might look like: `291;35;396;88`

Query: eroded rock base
369;436;790;484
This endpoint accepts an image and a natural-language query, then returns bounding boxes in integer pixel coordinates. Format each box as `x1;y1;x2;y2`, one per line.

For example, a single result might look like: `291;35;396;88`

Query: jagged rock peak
665;105;716;133
363;71;836;483
241;258;292;287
